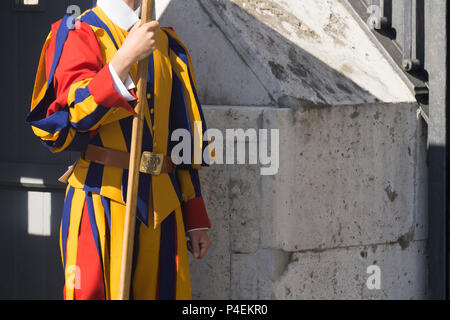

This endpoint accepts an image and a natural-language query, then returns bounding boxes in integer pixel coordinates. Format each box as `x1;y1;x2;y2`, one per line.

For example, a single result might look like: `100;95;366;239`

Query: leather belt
83;144;176;175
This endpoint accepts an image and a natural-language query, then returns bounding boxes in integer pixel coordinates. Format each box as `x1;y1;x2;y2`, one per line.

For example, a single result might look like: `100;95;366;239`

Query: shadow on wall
157;0;392;300
158;0;378;106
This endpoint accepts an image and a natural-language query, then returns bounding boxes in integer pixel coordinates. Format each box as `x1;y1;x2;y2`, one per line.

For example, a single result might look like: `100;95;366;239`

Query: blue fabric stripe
25;86;56;127
83;162;103;194
64;131;91;152
61;186;75;268
85;192;102;262
47;15;73;89
43;126;91;152
89;130;104;147
141;113;154;153
189;169;202;197
40;126;69;150
158;212;176;300
166;32;210;166
166;37;203;122
168;74;192;156
136;172;150;227
167;36;189;66
100;196;111;232
121;168;129;204
134;117;155;226
71;85;110;131
80;10;119;49
71;105;109;131
27;108;69;135
73;86;92;105
169;173;183;203
28;15;72;126
119;116;133;152
26;15;72;142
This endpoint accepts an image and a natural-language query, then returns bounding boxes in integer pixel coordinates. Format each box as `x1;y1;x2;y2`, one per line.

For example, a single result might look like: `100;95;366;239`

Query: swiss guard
26;0;212;300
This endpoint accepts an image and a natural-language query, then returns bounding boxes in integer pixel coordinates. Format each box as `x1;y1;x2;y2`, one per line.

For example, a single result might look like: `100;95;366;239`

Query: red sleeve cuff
88;63;136;114
182;196;211;231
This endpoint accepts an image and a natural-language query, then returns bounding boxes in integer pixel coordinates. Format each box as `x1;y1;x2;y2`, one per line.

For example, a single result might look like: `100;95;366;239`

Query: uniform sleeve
163;27;211;231
176;169;211;231
27;20;136;153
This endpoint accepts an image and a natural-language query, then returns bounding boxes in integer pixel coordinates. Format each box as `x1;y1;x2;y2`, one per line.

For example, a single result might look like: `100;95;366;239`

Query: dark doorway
0;0;94;300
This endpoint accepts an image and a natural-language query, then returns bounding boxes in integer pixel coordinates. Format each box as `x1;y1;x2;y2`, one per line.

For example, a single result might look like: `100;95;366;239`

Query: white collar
96;0;141;31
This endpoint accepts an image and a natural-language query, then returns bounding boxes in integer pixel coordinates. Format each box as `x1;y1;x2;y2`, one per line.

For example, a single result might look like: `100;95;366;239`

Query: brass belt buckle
140;152;164;175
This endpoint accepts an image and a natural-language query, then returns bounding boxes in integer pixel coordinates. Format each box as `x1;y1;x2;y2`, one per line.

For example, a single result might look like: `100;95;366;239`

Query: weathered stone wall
156;0;428;299
194;103;427;299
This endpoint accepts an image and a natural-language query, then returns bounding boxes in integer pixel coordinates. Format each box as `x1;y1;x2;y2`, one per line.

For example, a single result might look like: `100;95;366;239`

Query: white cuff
109;63;136;102
186;228;209;233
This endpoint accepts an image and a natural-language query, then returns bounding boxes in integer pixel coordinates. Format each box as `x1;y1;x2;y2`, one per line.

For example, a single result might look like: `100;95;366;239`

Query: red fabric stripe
88;63;136;114
45;22;103;117
45;20;62;79
73;201;105;300
129;88;138;100
181;196;211;230
45;21;135;117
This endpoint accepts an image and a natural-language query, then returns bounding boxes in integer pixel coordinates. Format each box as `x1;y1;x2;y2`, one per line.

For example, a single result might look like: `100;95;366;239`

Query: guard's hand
123;20;160;62
110;20;160;83
187;230;211;259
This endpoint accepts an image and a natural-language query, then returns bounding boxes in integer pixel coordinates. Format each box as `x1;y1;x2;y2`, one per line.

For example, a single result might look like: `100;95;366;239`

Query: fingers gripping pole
118;0;155;300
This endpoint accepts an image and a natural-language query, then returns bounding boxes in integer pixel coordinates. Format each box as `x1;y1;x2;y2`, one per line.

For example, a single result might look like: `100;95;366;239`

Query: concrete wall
193;103;427;299
155;0;429;299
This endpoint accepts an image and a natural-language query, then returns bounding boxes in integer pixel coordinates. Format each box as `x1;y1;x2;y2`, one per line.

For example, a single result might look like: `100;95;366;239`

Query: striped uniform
26;6;211;300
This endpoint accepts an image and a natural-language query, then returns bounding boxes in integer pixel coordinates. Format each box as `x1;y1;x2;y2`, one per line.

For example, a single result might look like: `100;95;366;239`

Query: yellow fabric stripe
176;170;196;202
93;7;126;46
32;126;60;141
68;78;112;131
175;207;192;299
100;106;134;128
64;188;85;300
59;186;71;266
132;221;162;299
152;173;182;229
68;158;90;190
59;223;63;266
91;7;139;82
165;28;204;168
163;28;200;92
51;127;76;153
67;79;90;107
170;51;203;161
40;134;59;142
99;121;127;204
145;29;180;229
68;79;99;128
152;29;172;153
109;199;126;300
